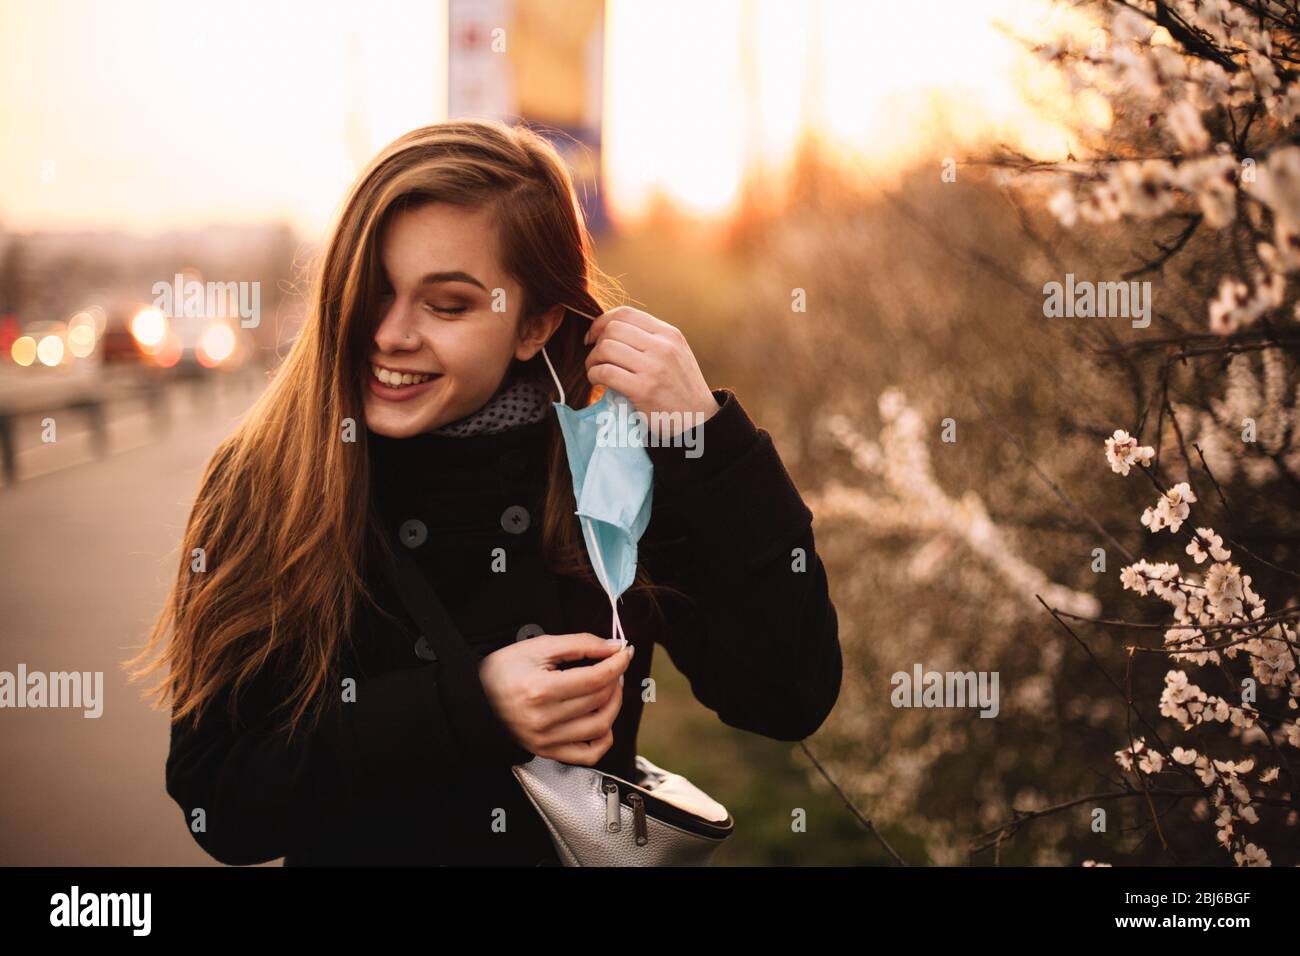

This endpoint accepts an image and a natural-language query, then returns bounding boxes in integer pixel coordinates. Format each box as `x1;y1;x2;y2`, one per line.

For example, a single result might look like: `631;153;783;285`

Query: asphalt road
0;372;267;865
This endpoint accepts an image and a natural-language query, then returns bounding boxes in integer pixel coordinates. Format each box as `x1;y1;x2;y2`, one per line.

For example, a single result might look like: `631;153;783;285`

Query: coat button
413;634;437;661
515;623;544;642
501;505;530;534
399;518;427;549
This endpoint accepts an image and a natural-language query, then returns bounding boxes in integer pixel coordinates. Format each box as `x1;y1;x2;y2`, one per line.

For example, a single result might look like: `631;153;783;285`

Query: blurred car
99;307;146;365
100;303;251;374
169;309;248;372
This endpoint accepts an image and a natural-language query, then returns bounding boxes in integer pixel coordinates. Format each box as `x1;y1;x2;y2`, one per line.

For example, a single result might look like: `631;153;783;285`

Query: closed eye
422;302;468;316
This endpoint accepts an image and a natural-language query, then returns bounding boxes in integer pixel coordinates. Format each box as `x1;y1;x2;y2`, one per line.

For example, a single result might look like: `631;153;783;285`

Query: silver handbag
512;753;734;866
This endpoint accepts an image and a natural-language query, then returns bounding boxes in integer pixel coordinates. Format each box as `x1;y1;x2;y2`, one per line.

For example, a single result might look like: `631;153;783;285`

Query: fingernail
619;674;625;686
627;644;635;658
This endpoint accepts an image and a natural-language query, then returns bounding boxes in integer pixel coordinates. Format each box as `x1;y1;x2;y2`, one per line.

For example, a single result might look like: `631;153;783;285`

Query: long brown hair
126;120;673;743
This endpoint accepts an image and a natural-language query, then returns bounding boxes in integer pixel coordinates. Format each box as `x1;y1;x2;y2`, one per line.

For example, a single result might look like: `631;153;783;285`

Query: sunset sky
0;0;1091;240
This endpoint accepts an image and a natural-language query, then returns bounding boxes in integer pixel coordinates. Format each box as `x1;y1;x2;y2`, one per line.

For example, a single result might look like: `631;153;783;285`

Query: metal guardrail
0;370;181;484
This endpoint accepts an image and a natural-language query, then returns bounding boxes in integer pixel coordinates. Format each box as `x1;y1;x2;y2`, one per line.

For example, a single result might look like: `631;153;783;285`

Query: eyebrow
416;271;489;292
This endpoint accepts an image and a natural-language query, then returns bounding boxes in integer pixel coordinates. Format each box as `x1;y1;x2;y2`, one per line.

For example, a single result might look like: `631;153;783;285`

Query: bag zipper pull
628;792;648;846
604;778;620;832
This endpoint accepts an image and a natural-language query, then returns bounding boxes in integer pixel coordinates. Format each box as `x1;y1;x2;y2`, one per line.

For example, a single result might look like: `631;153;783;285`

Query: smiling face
362;200;561;438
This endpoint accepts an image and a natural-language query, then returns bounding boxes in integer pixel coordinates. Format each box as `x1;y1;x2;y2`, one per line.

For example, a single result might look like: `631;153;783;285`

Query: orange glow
11;336;36;366
0;0;1098;237
603;0;1095;226
0;0;448;238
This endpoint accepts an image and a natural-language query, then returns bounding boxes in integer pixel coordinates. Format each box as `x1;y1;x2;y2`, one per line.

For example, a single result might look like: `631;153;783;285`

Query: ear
515;303;566;361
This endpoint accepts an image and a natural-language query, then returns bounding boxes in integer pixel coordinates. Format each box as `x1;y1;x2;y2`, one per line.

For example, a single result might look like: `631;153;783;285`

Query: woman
128;119;842;866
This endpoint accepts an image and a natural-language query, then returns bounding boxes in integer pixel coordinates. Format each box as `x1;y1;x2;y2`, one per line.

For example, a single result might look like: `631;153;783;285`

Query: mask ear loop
583;515;627;648
562;303;600;322
540;343;565;407
540;302;602;406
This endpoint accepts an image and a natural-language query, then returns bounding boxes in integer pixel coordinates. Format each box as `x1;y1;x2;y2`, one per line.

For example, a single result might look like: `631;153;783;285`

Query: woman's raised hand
478;632;634;765
582;306;721;437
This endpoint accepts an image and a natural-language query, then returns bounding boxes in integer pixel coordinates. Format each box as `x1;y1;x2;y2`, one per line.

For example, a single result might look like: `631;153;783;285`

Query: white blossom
1167;99;1210;153
1116;160;1178;218
1188;58;1231;110
1105;428;1155;475
1111;7;1154;44
1048;189;1078;228
1234;842;1270;866
1204;561;1245;621
1173;153;1237;227
1186;527;1231;564
1140;482;1198;533
1246;145;1300;225
1120;558;1181;596
1114;736;1147;771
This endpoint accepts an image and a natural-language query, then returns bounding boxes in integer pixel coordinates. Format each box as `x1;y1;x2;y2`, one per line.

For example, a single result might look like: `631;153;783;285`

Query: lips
368;364;443;402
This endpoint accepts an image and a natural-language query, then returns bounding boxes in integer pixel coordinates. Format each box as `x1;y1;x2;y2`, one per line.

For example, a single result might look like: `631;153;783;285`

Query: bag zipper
599;773;733;844
628;792;648;846
604;779;620;832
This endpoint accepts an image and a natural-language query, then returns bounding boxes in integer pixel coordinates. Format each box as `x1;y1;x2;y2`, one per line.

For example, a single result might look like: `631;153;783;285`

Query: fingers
584;337;645;377
547;639;633;699
586;361;638;396
587;318;658;354
542;729;614;767
529;632;632;698
533;677;623;748
536;632;625;666
582;306;668;346
513;633;631;763
537;682;624;762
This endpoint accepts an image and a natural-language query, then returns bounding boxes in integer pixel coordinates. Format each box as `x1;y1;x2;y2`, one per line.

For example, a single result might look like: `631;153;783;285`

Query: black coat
163;387;843;865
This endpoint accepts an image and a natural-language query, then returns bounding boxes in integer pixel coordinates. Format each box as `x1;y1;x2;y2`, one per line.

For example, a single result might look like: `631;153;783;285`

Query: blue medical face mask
541;344;653;644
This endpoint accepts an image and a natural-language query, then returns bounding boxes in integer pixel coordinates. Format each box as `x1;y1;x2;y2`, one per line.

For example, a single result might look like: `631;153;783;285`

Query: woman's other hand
478;633;633;765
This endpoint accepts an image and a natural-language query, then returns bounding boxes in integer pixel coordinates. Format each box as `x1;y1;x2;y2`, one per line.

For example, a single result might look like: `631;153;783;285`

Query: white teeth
372;365;434;388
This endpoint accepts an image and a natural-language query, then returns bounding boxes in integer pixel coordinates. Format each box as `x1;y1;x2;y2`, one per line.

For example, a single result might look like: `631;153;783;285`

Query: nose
372;297;420;354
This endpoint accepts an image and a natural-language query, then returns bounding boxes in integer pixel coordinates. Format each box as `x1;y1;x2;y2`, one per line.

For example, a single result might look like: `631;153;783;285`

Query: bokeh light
36;333;64;366
130;308;168;352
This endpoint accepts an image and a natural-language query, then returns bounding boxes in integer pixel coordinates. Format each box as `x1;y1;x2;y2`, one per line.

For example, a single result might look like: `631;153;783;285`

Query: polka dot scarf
429;366;553;437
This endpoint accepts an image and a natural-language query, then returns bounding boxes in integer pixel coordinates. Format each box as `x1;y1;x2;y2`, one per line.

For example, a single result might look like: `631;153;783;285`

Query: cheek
443;322;513;377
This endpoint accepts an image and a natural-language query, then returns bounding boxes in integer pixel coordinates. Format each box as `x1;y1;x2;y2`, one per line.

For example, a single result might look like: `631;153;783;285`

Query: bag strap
387;543;472;668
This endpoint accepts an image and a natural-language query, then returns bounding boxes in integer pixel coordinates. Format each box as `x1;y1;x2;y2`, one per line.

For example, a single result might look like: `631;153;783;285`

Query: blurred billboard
448;0;608;234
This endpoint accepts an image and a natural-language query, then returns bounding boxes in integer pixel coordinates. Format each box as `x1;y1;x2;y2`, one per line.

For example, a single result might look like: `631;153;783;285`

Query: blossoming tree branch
983;0;1300;867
